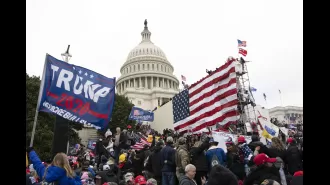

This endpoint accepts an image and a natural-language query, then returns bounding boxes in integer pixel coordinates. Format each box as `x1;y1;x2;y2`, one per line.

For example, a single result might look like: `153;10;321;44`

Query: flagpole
279;90;283;107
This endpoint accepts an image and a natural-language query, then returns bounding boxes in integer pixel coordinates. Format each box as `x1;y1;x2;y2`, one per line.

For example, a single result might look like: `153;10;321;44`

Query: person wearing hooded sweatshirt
205;138;226;171
243;153;281;185
190;137;209;185
175;137;190;180
145;141;164;185
27;147;82;185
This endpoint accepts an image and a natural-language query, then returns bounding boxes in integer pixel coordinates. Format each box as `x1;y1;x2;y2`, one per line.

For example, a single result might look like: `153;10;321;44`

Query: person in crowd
145;141;164;185
248;135;269;156
243;153;281;185
106;137;115;158
114;127;122;162
175;137;190;180
206;137;226;170
132;146;147;176
190;136;209;185
99;155;109;171
27;147;82;185
237;136;253;175
179;164;203;185
225;138;245;182
96;138;108;168
267;137;285;160
290;171;303;185
283;138;303;175
160;136;176;185
146;178;158;185
206;164;238;185
96;164;119;184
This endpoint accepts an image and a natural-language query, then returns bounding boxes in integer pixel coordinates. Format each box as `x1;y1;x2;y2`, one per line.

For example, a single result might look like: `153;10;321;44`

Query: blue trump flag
38;54;116;129
129;107;154;122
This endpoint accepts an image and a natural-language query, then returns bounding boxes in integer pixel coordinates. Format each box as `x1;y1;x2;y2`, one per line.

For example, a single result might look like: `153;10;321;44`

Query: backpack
211;153;220;167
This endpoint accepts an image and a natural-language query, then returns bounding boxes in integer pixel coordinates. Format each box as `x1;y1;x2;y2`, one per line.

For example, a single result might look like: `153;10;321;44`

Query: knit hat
135;175;147;185
124;172;134;183
119;153;126;163
146;178;157;185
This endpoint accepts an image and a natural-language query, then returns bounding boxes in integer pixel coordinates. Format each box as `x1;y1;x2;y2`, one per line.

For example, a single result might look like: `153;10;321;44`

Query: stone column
157;77;159;87
162;78;165;88
145;77;148;88
139;77;142;88
151;77;153;88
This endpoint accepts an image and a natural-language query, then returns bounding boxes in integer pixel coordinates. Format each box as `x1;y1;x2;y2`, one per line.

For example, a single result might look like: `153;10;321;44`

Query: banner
38;54;116;129
129;106;154;122
212;131;252;153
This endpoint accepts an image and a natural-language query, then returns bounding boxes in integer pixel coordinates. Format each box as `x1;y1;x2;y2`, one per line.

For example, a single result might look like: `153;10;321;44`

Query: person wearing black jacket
248;135;269;156
190;137;209;185
96;138;107;168
146;142;164;185
160;136;176;185
283;138;303;175
244;153;281;185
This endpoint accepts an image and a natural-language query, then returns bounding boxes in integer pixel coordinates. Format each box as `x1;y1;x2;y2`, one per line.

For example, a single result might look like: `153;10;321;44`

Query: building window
143;64;145;70
138;64;140;71
138;101;141;105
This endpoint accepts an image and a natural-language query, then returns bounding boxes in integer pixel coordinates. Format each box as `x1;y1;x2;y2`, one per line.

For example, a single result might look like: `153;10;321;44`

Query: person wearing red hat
135;175;147;185
236;136;253;176
243;153;281;185
283;138;302;175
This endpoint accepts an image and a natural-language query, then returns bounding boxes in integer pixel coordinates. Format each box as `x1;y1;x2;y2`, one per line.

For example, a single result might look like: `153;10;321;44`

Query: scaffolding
236;57;257;135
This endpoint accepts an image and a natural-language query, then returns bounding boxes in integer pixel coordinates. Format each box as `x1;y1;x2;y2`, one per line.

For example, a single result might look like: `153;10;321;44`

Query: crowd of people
26;125;303;185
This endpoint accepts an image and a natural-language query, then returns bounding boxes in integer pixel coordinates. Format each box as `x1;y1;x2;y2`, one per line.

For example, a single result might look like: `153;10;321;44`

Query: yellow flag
262;129;273;139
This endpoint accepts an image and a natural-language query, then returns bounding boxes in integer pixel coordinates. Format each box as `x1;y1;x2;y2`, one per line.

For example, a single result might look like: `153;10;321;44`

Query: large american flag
131;132;151;150
173;57;239;134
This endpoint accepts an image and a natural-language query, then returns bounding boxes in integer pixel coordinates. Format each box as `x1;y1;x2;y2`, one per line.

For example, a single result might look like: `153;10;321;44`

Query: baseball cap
135;175;147;185
287;137;294;143
237;136;246;143
253;153;277;166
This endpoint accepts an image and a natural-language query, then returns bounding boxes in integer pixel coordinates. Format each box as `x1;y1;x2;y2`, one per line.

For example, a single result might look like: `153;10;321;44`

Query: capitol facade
116;20;180;111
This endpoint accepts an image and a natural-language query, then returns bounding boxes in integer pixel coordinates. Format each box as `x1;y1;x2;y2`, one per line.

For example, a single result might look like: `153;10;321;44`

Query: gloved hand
27;146;34;154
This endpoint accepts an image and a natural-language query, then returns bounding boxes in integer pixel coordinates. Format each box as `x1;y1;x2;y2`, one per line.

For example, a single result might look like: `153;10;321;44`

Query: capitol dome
116;20;180;111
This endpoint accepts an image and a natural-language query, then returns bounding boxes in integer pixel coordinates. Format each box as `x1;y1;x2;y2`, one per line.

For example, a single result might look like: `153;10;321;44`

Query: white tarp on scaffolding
212;131;252;153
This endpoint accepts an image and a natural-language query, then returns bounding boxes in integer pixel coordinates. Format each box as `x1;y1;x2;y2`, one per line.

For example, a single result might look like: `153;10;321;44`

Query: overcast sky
27;0;303;109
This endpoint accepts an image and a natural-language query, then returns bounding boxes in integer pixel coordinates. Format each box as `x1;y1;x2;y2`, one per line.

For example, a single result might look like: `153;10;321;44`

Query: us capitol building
116;20;180;111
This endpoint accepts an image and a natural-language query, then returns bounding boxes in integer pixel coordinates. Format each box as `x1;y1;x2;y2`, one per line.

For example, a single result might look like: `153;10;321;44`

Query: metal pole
29;109;40;147
61;45;71;155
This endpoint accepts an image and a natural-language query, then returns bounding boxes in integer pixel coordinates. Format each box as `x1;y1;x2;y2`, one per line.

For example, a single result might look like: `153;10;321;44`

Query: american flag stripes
131;132;150;150
239;48;247;57
172;57;239;134
237;39;247;47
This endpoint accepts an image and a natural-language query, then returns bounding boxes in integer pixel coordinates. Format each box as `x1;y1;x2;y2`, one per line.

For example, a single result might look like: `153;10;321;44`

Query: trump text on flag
38;55;116;129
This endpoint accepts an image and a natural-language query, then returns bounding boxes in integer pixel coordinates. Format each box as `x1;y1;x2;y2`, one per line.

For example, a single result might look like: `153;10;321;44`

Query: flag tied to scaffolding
172;57;239;134
37;54;116;130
